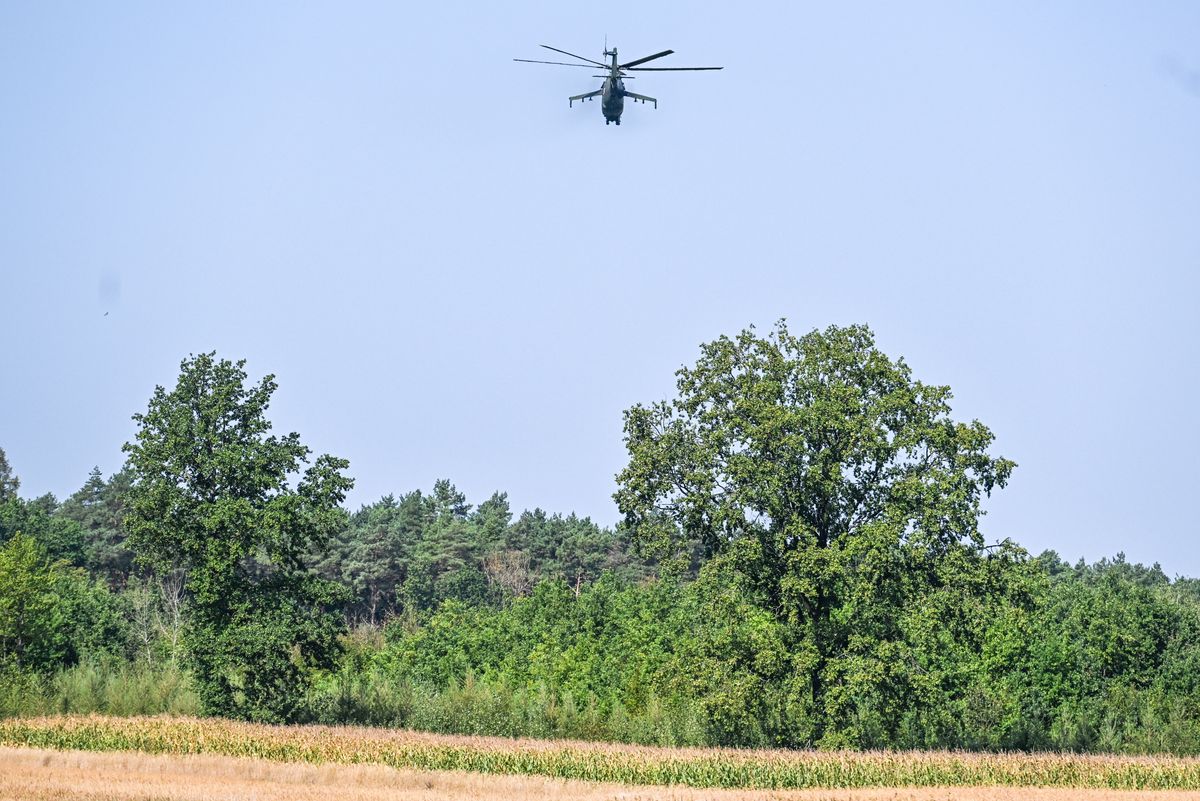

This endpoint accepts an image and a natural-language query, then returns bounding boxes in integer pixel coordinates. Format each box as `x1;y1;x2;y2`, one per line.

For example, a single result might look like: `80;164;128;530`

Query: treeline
4;449;1200;752
0;454;647;664
314;482;650;625
350;553;1200;752
0;457;647;620
3;324;1200;754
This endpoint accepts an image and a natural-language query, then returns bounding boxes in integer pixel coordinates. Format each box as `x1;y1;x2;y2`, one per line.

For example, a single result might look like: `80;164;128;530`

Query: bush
0;659;200;719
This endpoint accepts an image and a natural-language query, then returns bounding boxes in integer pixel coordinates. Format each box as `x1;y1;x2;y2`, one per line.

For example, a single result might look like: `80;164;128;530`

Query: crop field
2;715;1200;795
5;746;1200;801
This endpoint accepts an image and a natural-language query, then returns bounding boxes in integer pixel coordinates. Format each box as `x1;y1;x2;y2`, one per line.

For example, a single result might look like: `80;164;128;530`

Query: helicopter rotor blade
619;49;674;69
514;59;599;68
625;66;724;71
539;44;608;68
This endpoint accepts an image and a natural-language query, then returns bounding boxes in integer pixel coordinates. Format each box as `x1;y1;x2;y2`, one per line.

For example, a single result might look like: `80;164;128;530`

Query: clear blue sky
2;3;1198;575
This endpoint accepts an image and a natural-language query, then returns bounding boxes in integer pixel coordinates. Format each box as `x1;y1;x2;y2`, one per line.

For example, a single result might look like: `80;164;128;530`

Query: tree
0;532;65;670
0;447;19;503
472;492;512;553
0;530;121;671
0;492;87;567
398;480;489;611
615;322;1016;745
428;479;471;520
484;548;534;599
123;352;352;722
123;570;187;665
341;494;421;625
58;466;135;585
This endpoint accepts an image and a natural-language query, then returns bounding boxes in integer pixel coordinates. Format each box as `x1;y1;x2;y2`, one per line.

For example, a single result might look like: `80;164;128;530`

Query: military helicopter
514;44;722;125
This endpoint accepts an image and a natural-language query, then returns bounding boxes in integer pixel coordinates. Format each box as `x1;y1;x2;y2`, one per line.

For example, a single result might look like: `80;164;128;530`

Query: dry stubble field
5;748;1200;801
2;716;1200;800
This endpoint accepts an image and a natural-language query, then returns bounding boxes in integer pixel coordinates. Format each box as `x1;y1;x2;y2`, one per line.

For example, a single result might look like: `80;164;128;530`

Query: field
6;746;1200;801
3;715;1200;798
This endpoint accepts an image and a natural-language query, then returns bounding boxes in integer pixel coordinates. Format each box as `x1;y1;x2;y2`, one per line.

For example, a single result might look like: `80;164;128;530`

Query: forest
2;322;1199;754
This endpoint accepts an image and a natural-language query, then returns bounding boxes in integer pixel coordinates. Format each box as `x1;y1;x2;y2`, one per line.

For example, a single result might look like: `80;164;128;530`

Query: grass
0;662;200;719
305;669;709;746
2;715;1200;791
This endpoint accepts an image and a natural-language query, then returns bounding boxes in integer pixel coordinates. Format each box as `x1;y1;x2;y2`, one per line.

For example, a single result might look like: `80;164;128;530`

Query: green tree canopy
57;466;134;586
0;492;87;567
123;352;353;721
0;531;122;672
0;532;65;670
615;322;1018;744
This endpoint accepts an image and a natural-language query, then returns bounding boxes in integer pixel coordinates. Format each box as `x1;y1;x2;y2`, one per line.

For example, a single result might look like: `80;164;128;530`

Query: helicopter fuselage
601;76;625;123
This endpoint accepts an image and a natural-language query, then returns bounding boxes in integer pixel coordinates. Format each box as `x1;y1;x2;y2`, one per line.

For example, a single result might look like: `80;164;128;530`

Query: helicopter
514;44;722;125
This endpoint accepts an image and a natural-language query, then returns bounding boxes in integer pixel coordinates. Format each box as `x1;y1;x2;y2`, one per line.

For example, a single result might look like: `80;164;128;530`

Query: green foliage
311;557;1200;753
368;572;798;747
0;493;87;567
315;483;649;624
615;321;1018;744
0;532;126;672
0;659;200;718
57;466;134;586
305;602;707;745
318;493;423;625
971;553;1200;754
0;532;66;671
122;353;352;722
0;448;18;503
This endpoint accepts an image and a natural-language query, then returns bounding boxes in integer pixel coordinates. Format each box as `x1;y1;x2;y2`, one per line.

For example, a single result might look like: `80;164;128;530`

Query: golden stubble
3;746;1199;801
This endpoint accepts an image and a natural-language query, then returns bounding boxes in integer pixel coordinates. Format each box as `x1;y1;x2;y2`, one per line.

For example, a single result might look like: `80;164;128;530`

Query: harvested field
2;715;1200;793
3;746;1200;801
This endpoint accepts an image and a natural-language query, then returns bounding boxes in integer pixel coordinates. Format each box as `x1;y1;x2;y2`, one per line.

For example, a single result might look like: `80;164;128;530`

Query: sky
1;2;1198;575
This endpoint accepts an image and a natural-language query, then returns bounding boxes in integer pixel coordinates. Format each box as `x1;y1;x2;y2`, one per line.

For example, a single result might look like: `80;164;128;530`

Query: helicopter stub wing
624;91;657;108
569;90;602;107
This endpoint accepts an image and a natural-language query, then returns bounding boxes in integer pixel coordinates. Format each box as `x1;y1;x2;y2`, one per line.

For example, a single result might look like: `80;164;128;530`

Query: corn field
2;715;1199;791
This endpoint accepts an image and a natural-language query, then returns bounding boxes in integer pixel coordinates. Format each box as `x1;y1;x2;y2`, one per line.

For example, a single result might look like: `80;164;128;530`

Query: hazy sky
2;3;1197;575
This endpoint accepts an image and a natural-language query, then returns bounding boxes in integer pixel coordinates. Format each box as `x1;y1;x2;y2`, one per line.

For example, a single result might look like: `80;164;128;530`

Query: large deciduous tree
615;322;1018;745
123;353;352;722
